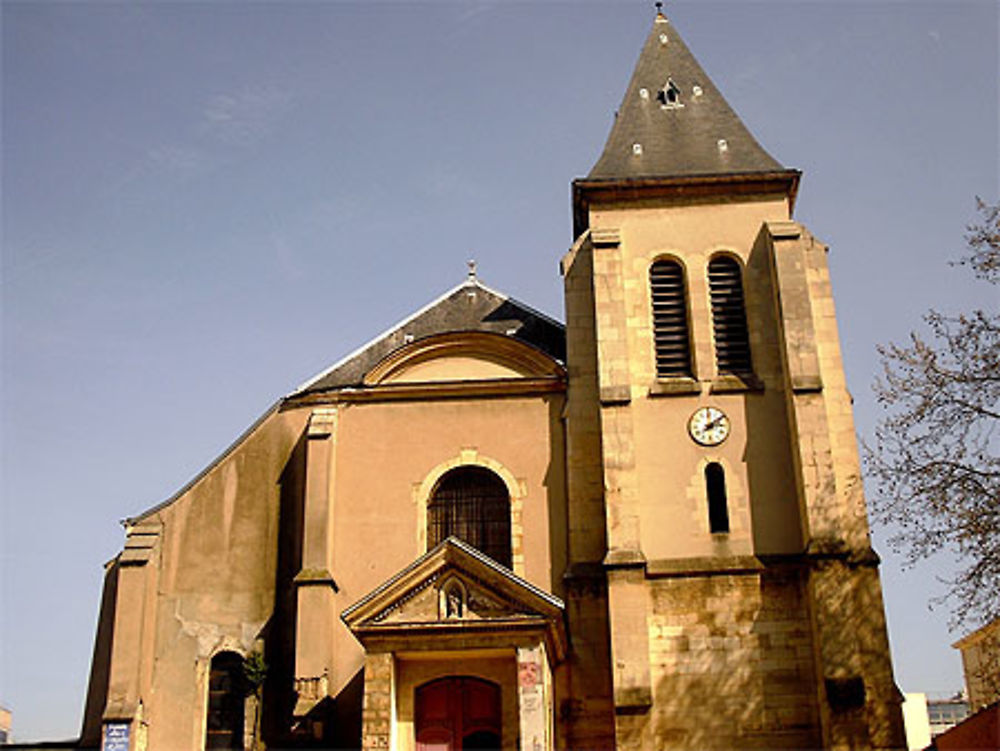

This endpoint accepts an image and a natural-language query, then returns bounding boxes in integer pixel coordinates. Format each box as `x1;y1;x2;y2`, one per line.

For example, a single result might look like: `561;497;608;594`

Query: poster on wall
102;722;130;751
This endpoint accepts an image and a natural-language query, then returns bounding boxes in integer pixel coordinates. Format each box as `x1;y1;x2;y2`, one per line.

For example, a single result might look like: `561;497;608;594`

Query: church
79;9;906;751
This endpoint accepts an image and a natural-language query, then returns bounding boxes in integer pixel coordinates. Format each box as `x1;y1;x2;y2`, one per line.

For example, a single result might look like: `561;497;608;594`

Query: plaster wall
326;393;567;693
136;408;309;749
86;346;568;750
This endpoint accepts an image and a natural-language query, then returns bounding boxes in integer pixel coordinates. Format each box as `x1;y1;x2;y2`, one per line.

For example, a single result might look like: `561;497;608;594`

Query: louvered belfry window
708;256;753;375
650;259;693;378
428;466;511;568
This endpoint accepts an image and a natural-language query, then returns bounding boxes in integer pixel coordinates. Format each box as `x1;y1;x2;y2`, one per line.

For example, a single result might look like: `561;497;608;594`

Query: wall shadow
262;430;307;747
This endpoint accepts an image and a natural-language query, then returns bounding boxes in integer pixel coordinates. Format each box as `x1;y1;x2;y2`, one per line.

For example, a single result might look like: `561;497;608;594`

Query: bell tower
561;9;905;750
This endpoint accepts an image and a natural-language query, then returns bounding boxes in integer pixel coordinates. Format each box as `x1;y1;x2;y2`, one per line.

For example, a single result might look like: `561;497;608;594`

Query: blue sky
2;0;997;742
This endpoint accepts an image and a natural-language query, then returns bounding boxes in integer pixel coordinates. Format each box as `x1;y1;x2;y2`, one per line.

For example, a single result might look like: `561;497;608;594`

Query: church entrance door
415;676;501;751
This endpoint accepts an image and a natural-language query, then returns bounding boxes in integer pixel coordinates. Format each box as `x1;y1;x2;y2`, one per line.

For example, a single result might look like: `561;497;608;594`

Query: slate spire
588;10;785;180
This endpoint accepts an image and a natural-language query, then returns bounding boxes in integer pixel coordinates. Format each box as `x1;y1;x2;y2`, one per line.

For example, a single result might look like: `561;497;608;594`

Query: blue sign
103;722;130;751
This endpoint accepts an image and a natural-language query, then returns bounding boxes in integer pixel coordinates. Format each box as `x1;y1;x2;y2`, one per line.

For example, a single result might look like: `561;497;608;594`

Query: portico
342;538;566;751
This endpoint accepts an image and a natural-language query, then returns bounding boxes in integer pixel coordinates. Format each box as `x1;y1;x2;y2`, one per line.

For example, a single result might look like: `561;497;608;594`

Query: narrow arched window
705;463;730;534
708;256;752;375
650;259;692;377
428;467;511;568
206;652;246;749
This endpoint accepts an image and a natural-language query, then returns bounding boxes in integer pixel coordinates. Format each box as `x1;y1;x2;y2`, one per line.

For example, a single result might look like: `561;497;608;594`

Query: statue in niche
442;581;464;619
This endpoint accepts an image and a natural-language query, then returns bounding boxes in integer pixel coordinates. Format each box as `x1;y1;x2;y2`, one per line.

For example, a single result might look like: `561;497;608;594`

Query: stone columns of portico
361;652;395;751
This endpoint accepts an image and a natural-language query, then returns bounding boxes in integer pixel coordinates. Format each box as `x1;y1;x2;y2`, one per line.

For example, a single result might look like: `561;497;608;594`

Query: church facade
80;11;906;751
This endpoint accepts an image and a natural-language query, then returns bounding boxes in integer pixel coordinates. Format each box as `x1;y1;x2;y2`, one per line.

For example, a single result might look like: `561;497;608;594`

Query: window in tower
705;462;730;534
649;258;693;378
427;466;511;568
708;255;753;375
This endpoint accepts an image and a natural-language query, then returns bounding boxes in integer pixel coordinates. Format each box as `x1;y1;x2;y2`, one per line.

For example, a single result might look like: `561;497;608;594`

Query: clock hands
689;407;730;446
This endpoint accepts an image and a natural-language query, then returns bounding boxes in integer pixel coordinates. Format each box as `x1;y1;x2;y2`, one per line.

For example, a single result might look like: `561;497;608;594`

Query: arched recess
682;456;749;539
705;462;730;533
205;651;246;749
415;677;501;751
415;451;525;575
364;331;564;386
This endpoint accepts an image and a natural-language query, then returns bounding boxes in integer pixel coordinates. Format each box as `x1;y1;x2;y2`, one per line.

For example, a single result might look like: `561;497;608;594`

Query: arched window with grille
428;466;511;568
708;255;753;375
705;462;730;534
205;651;246;749
649;258;693;378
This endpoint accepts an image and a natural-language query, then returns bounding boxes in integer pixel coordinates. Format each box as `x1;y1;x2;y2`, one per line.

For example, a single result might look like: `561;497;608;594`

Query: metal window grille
428;467;511;568
650;260;693;377
708;256;753;375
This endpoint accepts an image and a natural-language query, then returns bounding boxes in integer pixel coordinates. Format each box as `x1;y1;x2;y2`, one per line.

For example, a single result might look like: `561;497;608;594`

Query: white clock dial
688;406;730;446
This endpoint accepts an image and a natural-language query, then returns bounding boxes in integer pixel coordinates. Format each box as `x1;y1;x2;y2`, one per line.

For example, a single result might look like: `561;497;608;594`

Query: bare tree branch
864;199;1000;631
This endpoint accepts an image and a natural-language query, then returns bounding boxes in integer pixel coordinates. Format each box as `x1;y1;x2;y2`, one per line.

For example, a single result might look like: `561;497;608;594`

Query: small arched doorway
415;677;501;751
427;466;511;568
205;651;246;749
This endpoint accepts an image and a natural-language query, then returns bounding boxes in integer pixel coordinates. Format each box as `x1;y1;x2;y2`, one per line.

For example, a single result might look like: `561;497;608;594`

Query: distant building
932;701;999;751
903;693;974;750
954;619;1000;712
0;706;10;744
928;697;970;738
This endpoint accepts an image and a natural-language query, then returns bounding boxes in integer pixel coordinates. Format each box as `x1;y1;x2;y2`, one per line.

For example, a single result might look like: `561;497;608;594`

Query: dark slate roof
588;12;784;180
292;278;565;394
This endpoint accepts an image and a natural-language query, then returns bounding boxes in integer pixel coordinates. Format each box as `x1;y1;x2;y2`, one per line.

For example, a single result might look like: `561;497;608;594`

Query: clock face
688;406;730;446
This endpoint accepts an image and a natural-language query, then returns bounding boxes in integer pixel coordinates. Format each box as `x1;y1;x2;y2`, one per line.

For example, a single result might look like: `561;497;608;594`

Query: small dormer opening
657;79;683;109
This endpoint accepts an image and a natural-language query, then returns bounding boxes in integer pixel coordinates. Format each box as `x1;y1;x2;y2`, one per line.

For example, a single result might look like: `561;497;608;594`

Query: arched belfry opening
427;466;511;568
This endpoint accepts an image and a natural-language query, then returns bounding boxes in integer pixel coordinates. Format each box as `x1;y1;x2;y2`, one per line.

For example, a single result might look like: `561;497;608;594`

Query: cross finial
467;259;477;281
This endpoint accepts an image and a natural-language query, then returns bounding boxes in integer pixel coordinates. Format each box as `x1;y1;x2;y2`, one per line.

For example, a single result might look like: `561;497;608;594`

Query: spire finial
655;1;664;16
467;259;477;282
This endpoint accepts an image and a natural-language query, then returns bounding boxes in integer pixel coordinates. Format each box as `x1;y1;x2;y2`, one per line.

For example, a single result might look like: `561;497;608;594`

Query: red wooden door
416;677;501;751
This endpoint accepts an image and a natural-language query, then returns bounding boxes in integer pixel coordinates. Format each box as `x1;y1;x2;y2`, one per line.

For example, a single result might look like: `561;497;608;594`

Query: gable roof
587;11;786;181
292;277;565;396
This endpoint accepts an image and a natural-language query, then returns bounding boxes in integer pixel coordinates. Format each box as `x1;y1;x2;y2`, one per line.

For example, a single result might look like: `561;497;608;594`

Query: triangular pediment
342;539;565;659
